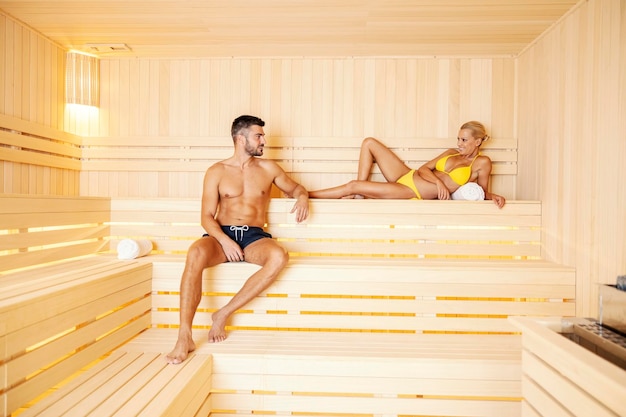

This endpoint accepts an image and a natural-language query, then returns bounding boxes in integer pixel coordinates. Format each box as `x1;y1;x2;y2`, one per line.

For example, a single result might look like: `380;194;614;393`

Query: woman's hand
436;181;451;200
490;193;506;208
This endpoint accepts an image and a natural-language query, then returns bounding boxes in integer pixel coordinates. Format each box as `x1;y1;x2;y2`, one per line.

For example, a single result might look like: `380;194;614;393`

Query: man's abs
215;197;269;227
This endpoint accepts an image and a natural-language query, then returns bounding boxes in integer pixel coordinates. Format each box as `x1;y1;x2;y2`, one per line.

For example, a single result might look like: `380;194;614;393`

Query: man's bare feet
208;310;228;343
166;332;196;364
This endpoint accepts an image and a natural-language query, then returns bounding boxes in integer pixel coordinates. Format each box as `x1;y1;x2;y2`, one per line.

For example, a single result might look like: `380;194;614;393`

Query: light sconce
65;51;100;107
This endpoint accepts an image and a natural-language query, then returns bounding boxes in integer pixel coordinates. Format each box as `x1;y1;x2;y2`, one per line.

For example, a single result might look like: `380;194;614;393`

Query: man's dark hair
231;115;265;139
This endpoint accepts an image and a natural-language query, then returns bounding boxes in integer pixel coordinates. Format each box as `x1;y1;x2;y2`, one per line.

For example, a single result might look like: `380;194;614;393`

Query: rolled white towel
117;238;153;260
451;182;485;201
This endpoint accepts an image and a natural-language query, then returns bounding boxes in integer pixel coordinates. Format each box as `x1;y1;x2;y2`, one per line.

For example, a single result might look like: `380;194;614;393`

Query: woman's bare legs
357;137;411;182
309;137;414;199
309;179;415;199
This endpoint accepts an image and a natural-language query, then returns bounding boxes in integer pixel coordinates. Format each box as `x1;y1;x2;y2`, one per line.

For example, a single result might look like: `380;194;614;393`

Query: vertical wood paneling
0;16;5;117
4;17;15;117
36;36;45;122
0;11;77;195
127;59;141;136
361;59;375;136
76;56;516;198
517;0;625;317
491;59;516;139
118;59;131;136
148;60;160;136
14;22;23;119
158;61;169;136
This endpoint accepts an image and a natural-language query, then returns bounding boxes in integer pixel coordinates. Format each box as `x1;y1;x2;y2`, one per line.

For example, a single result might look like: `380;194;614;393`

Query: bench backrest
0;114;82;171
0;195;111;273
109;198;542;259
1;115;516;197
81;135;517;197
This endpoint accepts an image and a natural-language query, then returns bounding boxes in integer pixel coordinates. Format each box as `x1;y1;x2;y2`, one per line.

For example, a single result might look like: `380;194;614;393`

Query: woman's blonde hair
461;121;490;142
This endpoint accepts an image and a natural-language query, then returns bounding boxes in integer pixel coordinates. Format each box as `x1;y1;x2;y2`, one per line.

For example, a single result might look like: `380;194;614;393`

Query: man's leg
208;238;288;343
166;237;226;364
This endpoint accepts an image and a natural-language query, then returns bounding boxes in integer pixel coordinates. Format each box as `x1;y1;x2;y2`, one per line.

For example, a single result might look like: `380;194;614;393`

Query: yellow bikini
396;153;479;199
395;170;422;200
435;153;479;185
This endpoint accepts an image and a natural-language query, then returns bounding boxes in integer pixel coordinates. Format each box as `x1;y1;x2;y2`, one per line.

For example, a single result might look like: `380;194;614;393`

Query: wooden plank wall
75;57;517;198
0;11;75;195
516;0;626;318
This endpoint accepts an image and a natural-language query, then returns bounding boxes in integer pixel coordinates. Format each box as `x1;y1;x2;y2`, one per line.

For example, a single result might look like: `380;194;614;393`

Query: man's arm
201;164;246;261
200;165;223;234
272;165;309;223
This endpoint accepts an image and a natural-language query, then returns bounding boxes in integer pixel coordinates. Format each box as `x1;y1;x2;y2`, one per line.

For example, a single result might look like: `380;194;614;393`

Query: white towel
451;182;485;201
117;239;153;260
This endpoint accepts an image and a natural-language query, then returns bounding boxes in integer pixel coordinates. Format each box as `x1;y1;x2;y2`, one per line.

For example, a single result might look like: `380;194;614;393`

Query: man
166;115;309;364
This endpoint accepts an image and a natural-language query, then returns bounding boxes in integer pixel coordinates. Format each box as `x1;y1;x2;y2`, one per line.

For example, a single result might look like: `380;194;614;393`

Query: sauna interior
1;1;625;416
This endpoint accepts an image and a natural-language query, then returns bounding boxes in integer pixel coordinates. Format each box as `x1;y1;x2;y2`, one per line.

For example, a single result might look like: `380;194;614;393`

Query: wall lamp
65;51;99;107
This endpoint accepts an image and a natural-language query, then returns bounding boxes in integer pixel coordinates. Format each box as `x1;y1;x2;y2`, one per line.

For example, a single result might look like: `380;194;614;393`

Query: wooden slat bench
18;351;212;417
99;197;575;416
0;195;154;416
110;198;575;336
110;197;542;259
124;331;522;417
3;196;577;416
510;317;626;417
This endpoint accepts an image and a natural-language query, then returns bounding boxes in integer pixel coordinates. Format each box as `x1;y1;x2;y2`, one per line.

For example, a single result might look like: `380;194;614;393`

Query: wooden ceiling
0;0;580;58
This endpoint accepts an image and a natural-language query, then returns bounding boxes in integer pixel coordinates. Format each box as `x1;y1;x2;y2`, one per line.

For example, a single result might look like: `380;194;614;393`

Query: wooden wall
0;12;78;195
75;57;516;198
517;0;626;317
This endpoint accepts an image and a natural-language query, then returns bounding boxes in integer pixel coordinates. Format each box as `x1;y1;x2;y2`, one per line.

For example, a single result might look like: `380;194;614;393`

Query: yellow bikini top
435;153;479;186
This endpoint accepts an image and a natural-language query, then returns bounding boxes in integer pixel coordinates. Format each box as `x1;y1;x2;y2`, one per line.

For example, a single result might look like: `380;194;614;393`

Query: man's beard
245;139;264;156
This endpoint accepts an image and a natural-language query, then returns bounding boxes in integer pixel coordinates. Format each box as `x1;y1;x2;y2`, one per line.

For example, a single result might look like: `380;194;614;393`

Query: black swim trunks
203;225;272;249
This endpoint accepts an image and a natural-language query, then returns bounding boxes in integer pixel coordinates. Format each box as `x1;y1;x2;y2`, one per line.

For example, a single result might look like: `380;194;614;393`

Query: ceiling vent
84;43;132;52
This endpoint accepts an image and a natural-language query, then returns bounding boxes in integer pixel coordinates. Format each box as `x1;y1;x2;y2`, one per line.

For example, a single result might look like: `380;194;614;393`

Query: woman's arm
417;149;456;200
475;156;505;208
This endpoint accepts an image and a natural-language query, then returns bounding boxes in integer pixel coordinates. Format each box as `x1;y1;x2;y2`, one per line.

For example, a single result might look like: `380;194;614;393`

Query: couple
166;115;505;364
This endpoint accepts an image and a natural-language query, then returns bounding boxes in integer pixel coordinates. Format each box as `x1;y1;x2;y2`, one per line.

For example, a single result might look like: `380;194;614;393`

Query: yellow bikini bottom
395;170;422;200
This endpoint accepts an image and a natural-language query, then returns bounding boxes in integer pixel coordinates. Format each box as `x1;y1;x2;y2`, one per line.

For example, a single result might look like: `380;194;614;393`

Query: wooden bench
123;331;522;416
0;195;154;416
510;317;626;417
109;198;575;335
4;196;576;416
101;197;575;416
17;351;212;417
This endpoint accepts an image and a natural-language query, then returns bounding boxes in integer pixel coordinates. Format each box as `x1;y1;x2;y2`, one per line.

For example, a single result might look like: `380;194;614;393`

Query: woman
309;121;506;208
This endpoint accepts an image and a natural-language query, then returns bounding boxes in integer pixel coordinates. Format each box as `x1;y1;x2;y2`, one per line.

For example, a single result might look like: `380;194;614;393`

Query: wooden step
18;351;212;417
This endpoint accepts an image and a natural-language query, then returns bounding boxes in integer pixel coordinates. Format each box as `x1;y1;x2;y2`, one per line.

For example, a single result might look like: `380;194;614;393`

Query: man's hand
219;238;245;262
290;196;309;223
